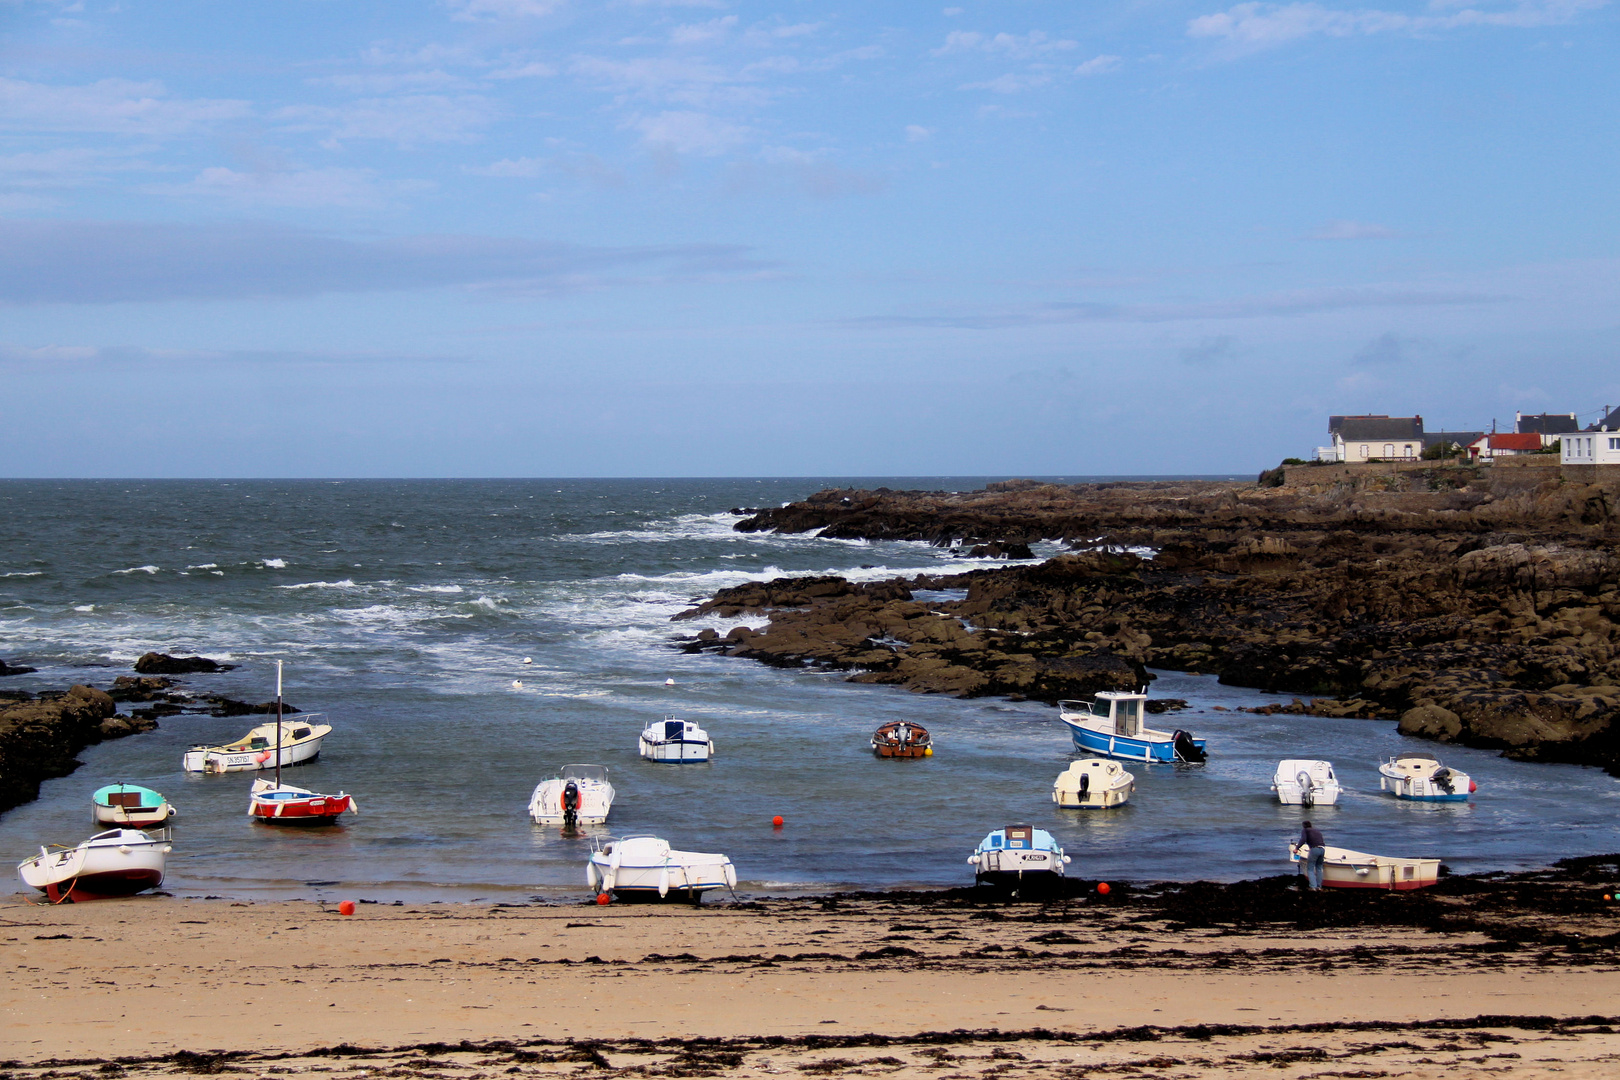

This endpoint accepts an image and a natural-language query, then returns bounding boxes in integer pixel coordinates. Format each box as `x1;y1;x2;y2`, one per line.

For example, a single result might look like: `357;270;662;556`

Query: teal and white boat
1058;691;1207;763
90;784;176;829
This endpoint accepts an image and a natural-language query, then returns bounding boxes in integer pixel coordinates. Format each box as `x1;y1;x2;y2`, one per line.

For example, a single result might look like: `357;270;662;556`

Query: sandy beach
6;870;1620;1078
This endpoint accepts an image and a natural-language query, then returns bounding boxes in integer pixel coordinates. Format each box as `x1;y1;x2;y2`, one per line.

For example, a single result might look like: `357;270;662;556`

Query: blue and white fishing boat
638;716;714;763
1378;752;1475;802
967;824;1070;889
91;784;175;829
1058;691;1207;763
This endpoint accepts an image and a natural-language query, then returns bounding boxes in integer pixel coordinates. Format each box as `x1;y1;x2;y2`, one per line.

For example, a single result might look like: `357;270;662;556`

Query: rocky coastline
675;472;1620;774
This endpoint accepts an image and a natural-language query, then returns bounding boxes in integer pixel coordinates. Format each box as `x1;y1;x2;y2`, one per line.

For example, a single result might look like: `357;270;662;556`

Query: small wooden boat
17;829;171;903
1058;692;1206;763
1053;759;1134;808
639;716;713;763
968;824;1070;890
1289;842;1440;890
182;715;330;773
1273;760;1342;806
1379;752;1475;802
91;783;176;828
530;764;615;826
586;835;736;902
248;778;356;825
871;721;932;758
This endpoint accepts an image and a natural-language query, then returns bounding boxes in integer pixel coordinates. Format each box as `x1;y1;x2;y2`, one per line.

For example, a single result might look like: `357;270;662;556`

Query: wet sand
5;866;1620;1077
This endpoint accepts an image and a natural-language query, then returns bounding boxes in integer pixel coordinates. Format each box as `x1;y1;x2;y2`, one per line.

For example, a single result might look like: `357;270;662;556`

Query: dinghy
529;764;616;826
586;835;736;902
1288;842;1440;890
1272;760;1342;806
1379;752;1476;802
1053;759;1134;808
968;824;1071;890
638;716;714;763
91;784;176;828
871;721;932;758
182;715;330;773
248;778;356;824
17;829;171;903
1058;691;1206;763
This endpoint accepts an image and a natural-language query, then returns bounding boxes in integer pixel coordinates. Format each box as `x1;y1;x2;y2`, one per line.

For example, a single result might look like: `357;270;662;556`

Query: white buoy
512;680;524;689
665;678;676;686
522;657;533;665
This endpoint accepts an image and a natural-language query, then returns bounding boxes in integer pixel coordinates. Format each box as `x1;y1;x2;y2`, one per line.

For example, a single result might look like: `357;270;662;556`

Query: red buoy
1469;780;1478;792
1097;882;1111;896
596;892;611;905
772;815;785;828
338;900;356;916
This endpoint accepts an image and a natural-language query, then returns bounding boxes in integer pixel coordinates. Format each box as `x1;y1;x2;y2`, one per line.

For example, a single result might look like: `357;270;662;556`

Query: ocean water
1;478;1617;903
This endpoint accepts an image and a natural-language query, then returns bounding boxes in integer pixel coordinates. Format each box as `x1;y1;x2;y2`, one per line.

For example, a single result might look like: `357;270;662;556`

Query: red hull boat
249;778;356;825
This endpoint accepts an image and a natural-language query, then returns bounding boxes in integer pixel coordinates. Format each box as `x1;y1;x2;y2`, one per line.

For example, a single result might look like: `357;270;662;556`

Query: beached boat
17;829;172;903
871;721;932;758
1272;760;1342;806
91;783;176;828
968;825;1071;889
638;716;713;763
181;715;330;773
1052;759;1134;808
1288;842;1441;890
248;778;356;825
1378;752;1475;802
585;835;736;902
1058;691;1206;763
529;764;616;826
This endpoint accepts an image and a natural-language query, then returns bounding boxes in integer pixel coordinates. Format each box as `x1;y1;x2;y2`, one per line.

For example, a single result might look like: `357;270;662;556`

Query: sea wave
410;584;465;594
112;565;160;575
276;579;360;590
1;571;45;577
261;558;288;569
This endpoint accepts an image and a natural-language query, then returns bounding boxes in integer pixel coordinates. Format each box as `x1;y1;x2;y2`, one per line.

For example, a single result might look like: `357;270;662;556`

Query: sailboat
247;662;357;826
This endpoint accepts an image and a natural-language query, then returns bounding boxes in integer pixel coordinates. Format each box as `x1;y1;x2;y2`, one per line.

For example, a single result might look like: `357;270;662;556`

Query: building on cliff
1421;430;1485;461
1563;408;1620;466
1483;432;1547;458
1516;411;1580;448
1317;415;1424;463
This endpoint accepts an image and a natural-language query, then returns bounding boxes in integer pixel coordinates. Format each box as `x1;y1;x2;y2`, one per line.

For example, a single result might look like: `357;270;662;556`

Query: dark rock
108;674;177;702
0;684;128;814
0;658;39;677
134;651;234;674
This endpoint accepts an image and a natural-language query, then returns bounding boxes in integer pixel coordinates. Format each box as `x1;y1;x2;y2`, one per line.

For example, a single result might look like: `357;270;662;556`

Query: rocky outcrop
134;651;234;674
0;658;39;677
687;475;1620;772
0;685;156;815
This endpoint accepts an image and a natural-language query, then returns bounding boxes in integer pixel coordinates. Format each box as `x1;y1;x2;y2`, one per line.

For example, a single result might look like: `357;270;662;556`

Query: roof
1488;433;1543;451
1334;415;1423;442
1516;413;1579;436
1421;430;1484;448
1587;409;1619;432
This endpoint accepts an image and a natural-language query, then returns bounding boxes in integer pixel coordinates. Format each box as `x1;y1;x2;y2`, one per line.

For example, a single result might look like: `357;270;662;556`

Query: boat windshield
563;764;608;782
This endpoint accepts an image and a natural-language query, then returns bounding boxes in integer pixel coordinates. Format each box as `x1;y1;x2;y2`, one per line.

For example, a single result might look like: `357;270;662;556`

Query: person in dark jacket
1298;821;1326;889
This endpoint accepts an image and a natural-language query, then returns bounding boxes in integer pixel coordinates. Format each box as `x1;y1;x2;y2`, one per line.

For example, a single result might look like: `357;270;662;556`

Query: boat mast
274;659;283;787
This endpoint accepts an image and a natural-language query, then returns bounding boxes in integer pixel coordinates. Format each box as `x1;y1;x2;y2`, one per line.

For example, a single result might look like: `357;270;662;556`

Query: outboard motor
1172;730;1206;763
1297;770;1316;806
1433;768;1454;795
561;779;581;830
1078;770;1091;796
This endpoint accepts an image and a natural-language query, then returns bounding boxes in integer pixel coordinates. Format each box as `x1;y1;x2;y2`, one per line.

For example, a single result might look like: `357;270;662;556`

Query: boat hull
1061;720;1205;763
249;795;353;825
183;738;323;774
638;738;712;763
92;804;175;828
587;837;736;900
1291;844;1440;890
18;831;169;902
1053;785;1132;809
529;777;615;825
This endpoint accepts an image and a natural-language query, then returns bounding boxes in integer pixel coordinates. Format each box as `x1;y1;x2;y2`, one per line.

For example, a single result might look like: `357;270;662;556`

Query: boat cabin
562;764;609;782
1060;691;1148;736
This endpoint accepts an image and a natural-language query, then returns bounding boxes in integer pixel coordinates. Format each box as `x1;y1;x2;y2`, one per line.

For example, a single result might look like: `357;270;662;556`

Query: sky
1;0;1617;477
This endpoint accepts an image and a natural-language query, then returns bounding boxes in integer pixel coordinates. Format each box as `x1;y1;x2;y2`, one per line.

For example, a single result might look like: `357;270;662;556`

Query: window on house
1609;438;1619;451
1383;443;1395;457
1358;444;1369;459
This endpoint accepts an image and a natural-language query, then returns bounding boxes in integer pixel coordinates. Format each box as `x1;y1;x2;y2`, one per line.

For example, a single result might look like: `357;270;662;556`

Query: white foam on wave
112;565;160;575
468;595;504;611
2;571;44;577
410;584;465;594
73;604;94;612
261;558;288;569
276;579;360;591
186;563;219;571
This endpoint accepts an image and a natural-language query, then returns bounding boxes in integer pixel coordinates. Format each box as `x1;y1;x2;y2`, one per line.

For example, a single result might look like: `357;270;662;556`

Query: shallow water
2;478;1617;903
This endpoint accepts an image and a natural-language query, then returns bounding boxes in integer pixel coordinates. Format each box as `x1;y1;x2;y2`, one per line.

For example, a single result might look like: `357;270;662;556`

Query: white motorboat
1053;759;1134;809
1058;691;1207;763
91;783;176;828
1379;752;1475;802
1288;842;1441;891
638;716;713;763
182;714;330;773
17;829;172;903
529;764;616;826
1272;760;1342;806
968;824;1071;889
586;835;736;902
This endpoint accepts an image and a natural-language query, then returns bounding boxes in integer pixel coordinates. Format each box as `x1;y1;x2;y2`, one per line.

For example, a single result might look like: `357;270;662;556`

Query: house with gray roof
1317;415;1424;462
1516;412;1579;447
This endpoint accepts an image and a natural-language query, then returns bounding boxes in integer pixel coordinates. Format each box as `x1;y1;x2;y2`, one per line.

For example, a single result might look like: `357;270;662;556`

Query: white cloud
0;76;249;135
1310;219;1399;240
276;95;497;146
447;0;566;21
160;166;424;208
1075;54;1123;76
671;16;737;45
569;55;749;107
488;61;558;79
905;124;934;142
933;30;1078;58
465;157;548;178
632;110;748;155
309;71;472;93
962;73;1053;94
1188;0;1606;51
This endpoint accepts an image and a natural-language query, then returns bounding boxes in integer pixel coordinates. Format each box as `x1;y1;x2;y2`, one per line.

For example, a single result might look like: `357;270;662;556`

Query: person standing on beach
1298;821;1326;890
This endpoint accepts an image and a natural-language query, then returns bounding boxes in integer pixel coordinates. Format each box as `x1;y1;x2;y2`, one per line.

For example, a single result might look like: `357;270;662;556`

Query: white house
1317;415;1424;463
1562;430;1620;465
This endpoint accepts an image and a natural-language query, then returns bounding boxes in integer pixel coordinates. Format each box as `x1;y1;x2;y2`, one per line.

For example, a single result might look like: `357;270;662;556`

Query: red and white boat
248;778;356;825
1288;842;1441;890
17;829;171;903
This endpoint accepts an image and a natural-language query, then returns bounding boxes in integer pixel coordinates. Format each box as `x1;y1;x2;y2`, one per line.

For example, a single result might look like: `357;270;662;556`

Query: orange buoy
338;900;356;916
596;892;611;905
772;815;784;828
1097;882;1111;896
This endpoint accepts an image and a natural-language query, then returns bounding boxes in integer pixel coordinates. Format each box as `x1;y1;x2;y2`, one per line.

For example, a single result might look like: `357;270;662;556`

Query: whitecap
468;595;504;611
1;571;44;578
186;563;219;571
112;565;160;575
275;579;360;590
73;604;95;612
409;585;465;594
261;558;288;569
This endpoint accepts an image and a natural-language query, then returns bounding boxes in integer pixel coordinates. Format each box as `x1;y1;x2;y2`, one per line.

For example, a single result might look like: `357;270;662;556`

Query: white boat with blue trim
967;824;1070;889
1058;691;1206;763
639;716;714;763
586;835;736;902
1379;752;1475;802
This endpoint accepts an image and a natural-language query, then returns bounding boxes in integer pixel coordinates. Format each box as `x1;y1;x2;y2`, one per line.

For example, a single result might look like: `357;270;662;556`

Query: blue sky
2;0;1616;476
